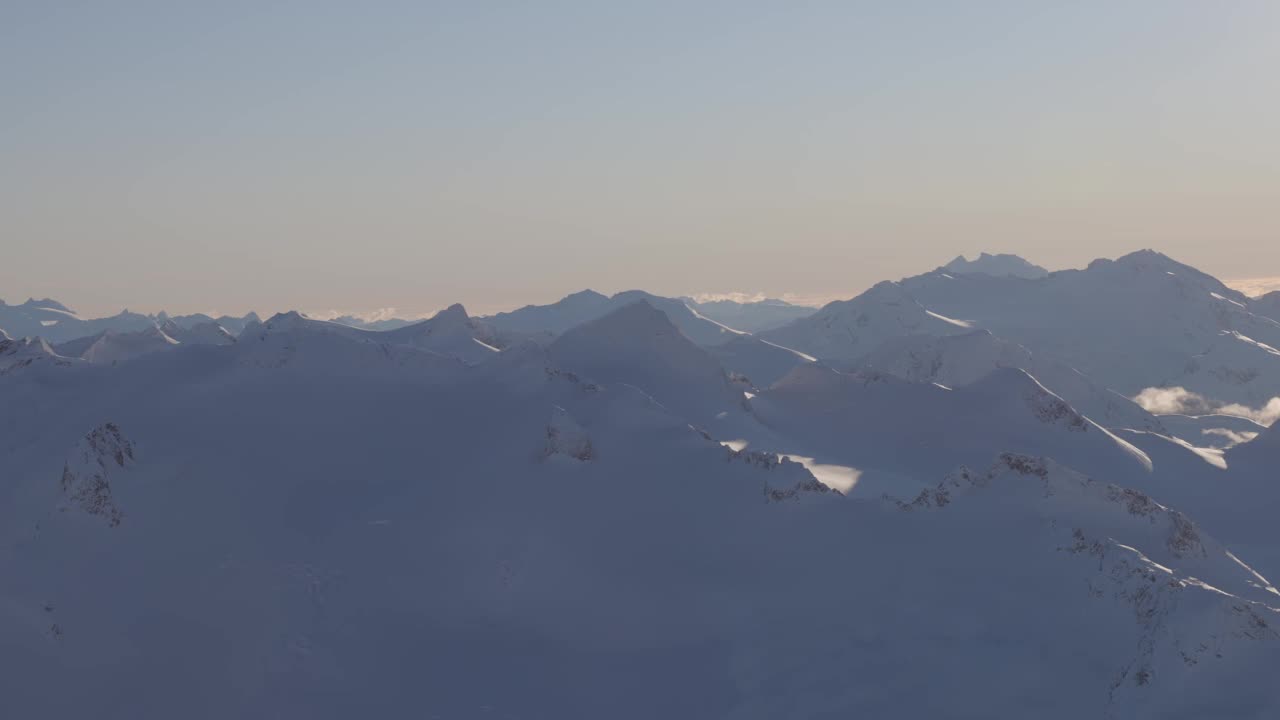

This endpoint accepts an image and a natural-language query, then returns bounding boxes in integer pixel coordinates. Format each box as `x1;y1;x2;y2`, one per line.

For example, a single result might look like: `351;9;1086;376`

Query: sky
3;1;1279;318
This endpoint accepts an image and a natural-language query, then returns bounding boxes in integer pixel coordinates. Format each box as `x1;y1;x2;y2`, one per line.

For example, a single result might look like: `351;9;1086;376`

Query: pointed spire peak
426;303;472;327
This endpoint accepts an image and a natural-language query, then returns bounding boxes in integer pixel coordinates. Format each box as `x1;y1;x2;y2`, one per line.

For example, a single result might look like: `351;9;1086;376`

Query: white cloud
307;307;434;323
1226;277;1280;297
1131;386;1214;415
689;291;839;308
1201;428;1260;448
1132;386;1280;426
1217;398;1280;427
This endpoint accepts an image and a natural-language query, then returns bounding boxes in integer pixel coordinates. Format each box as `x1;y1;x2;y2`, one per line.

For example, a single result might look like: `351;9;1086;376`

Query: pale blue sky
3;1;1279;317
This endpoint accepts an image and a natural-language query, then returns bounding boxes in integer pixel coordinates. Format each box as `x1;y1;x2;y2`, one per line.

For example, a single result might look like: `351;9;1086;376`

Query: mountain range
3;250;1280;718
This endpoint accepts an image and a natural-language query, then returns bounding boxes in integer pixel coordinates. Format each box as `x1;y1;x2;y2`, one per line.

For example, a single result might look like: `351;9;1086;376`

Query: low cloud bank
1133;386;1280;426
309;307;433;323
1227;276;1280;297
690;291;834;308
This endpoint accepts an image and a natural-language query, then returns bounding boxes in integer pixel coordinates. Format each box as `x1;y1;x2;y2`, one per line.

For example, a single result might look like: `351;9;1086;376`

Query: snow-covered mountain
161;311;261;335
483;289;614;335
0;335;82;375
944;251;1050;278
325;314;417;331
747;363;1160;498
899;250;1280;409
50;321;232;366
855;330;1167;433
0;298;155;343
3;312;1278;718
685;297;817;333
376;303;509;363
546;300;747;425
56;326;181;365
159;319;237;346
229;305;510;366
485;289;743;347
759;280;973;361
706;335;815;389
761;251;1280;424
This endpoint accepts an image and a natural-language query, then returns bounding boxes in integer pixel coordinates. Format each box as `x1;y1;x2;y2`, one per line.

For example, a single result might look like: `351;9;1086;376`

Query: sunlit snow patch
683;303;750;336
783;455;862;493
716;441;862;492
1210;292;1248;309
1226;330;1280;357
758;339;817;363
1201;428;1259;448
925;310;973;329
1126;429;1227;470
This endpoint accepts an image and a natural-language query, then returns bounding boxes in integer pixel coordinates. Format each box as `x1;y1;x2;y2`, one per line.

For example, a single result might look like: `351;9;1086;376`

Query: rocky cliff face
59;423;135;527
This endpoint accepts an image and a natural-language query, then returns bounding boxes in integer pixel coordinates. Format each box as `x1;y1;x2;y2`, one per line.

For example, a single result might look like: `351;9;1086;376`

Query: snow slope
1254;291;1280;323
759;280;971;362
546;300;747;425
856;330;1167;433
1;326;1277;718
706;335;815;389
749;363;1158;498
377;303;508;363
897;250;1280;407
64;326;181;365
483;289;614;335
6;251;1280;718
234;306;508;366
160;319;237;346
0;336;83;375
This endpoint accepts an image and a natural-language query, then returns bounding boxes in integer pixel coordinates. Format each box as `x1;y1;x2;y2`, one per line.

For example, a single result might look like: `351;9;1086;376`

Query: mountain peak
944;253;1048;279
1096;250;1247;300
565;289;609;302
862;280;914;302
264;310;307;326
257;311;358;339
1114;248;1172;264
20;297;75;313
585;300;677;336
3;337;76;371
547;299;743;423
434;303;470;322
